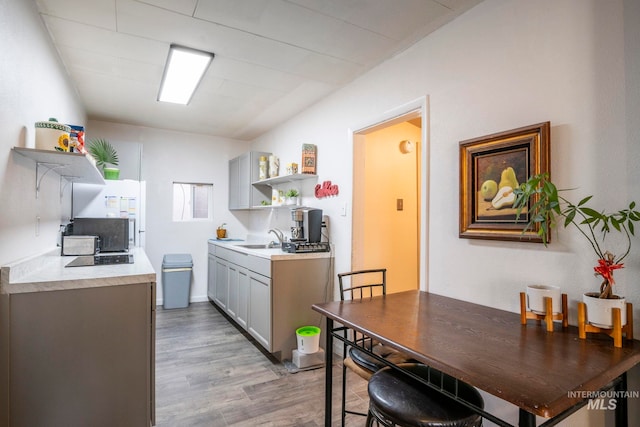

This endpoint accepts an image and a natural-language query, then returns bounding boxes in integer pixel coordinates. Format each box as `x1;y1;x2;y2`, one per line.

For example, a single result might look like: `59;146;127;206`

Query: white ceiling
35;0;481;140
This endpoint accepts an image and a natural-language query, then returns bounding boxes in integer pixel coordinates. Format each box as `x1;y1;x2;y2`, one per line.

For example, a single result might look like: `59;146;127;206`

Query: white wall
87;120;249;304
0;0;86;265
249;0;639;425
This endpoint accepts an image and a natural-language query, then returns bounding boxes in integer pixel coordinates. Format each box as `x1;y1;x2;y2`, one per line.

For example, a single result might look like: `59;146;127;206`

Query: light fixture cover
399;140;415;154
158;45;214;105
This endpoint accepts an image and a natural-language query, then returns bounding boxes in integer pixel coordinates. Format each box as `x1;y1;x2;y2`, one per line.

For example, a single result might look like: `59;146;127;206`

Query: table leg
518;409;535;427
325;318;334;427
615;372;628;427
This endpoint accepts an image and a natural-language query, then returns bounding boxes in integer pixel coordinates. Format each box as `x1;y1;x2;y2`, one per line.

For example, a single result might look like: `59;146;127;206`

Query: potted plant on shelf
87;138;119;180
513;173;640;327
285;189;299;206
216;223;227;239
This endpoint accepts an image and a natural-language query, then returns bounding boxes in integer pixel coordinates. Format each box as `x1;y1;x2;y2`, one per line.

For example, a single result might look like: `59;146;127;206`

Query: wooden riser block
520;292;569;332
578;302;634;348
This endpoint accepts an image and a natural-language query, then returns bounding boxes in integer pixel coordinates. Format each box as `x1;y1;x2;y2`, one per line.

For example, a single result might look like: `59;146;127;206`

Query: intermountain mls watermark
568;390;640;410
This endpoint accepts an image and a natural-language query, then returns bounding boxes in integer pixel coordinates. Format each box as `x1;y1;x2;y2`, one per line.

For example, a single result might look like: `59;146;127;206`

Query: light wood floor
155;302;370;426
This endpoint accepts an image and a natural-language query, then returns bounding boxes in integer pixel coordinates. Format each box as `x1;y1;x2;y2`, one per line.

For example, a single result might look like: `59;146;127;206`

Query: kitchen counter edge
208;239;333;260
1;247;156;295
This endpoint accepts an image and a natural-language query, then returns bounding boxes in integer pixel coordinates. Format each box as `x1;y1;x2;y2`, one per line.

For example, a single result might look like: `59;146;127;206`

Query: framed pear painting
459;122;550;242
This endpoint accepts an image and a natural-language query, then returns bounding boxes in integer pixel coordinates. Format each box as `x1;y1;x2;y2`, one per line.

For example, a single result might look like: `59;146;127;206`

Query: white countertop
1;247;156;294
208;239;333;260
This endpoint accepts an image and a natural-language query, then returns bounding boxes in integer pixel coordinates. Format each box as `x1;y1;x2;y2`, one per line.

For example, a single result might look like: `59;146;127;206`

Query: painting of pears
475;149;528;222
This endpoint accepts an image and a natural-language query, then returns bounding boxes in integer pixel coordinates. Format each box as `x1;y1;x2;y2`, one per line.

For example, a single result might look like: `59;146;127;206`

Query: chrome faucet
268;228;285;247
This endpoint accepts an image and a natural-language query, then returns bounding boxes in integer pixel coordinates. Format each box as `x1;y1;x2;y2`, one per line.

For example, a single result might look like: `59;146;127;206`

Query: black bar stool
366;363;484;427
338;269;413;426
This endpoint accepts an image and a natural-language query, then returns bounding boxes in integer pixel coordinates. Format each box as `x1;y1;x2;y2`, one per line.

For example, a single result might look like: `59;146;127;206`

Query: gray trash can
162;253;193;309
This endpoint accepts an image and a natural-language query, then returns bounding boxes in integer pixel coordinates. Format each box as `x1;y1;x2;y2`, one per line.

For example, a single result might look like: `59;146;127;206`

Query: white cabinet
207;252;215;301
228;151;271;210
207;242;332;361
236;267;249;330
248;270;271;349
214;257;228;310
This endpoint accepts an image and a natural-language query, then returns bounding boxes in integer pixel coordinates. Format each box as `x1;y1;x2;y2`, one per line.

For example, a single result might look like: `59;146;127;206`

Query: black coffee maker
290;207;322;243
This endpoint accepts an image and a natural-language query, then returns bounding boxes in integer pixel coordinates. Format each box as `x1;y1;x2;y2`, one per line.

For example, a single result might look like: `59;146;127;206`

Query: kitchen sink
236;243;279;249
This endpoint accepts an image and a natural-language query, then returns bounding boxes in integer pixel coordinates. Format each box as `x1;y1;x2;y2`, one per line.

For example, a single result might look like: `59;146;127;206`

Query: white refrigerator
72;180;146;248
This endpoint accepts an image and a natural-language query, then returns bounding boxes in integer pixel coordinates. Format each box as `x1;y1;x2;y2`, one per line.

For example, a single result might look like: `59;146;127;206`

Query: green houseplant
513;173;640;302
285;189;299;205
87;138;119;179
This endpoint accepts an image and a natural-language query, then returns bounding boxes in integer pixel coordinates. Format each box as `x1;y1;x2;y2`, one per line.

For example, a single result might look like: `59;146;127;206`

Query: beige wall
353;121;421;294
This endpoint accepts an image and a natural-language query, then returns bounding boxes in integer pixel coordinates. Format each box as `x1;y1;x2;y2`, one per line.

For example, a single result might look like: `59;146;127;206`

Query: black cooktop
65;254;134;268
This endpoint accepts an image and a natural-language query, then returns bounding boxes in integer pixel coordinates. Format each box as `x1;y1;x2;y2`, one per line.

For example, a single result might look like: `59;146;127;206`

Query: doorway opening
351;98;428;294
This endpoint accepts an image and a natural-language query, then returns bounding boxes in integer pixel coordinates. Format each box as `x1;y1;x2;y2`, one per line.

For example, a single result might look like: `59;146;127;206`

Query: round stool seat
367;364;483;427
350;344;412;372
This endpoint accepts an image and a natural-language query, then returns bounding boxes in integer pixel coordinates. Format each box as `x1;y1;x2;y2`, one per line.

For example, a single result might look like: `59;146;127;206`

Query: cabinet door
227;263;239;319
207;253;216;301
229;151;271;210
214;257;228;309
228;156;240;209
236;266;249;330
237;152;250;209
9;284;152;427
248;271;271;350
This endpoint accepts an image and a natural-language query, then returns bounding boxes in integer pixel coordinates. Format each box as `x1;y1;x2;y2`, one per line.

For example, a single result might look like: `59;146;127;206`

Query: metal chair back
338;268;387;301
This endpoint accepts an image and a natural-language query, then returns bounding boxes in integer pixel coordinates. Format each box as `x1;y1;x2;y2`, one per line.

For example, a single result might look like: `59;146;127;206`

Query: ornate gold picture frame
459;122;550;242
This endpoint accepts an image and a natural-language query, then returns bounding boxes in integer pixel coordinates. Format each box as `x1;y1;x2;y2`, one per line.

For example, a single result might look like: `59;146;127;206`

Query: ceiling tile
35;0;482;139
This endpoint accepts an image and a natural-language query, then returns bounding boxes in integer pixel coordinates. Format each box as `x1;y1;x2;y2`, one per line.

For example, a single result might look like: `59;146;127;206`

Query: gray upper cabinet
229;151;271;210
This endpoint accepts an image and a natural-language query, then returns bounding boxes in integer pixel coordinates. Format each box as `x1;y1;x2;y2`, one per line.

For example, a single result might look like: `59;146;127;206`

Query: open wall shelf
13;147;104;197
252;173;317;187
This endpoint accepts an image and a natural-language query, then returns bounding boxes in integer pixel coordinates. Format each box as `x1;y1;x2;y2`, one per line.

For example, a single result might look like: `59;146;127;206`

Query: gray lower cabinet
236;265;249;330
214;257;229;310
0;282;155;427
207;252;215;301
247;269;271;349
207;242;331;360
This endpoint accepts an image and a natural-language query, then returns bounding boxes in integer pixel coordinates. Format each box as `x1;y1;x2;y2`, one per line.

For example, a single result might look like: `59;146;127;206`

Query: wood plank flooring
155;302;369;426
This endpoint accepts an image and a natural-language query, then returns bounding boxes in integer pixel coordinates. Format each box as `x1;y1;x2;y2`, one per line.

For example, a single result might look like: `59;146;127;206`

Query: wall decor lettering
315;180;339;198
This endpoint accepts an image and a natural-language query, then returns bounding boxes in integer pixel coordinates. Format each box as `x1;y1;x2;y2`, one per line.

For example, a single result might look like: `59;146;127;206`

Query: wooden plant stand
578;302;633;348
520;292;568;332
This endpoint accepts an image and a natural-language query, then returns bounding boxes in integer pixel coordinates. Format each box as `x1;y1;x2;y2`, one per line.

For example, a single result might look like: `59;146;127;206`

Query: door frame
348;96;430;291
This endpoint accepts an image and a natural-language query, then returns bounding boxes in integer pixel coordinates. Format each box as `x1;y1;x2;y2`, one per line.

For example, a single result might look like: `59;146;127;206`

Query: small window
173;182;213;221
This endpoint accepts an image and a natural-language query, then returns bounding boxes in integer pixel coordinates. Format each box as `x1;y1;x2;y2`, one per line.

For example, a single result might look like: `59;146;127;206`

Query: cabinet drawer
247;255;270;277
214;246;234;261
212;246;250;266
228;249;249;266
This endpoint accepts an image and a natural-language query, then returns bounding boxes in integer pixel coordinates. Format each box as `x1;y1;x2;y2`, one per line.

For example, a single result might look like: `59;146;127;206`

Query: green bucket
296;326;321;354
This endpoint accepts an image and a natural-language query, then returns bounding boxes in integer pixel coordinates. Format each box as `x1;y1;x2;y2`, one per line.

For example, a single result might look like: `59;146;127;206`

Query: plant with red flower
513;173;640;299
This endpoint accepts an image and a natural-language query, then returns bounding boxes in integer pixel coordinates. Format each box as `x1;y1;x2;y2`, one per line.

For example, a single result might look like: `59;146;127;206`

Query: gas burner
282;242;330;253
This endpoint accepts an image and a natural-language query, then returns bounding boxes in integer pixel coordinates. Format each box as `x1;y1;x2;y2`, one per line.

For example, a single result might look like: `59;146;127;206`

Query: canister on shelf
286;163;299;175
35;118;71;151
259;156;268;180
269;155;279;178
272;188;281;206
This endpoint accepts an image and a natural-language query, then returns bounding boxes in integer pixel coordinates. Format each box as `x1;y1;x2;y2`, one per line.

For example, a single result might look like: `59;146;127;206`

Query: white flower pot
582;292;627;328
526;285;562;314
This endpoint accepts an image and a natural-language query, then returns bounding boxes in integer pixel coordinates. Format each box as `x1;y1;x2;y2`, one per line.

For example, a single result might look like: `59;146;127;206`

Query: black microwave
71;218;129;252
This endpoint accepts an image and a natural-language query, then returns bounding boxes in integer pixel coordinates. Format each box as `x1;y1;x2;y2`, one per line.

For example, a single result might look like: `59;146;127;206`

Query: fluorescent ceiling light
158;45;214;105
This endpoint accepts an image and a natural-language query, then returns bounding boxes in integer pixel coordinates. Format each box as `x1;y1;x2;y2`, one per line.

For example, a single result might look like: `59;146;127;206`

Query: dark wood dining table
312;290;640;427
